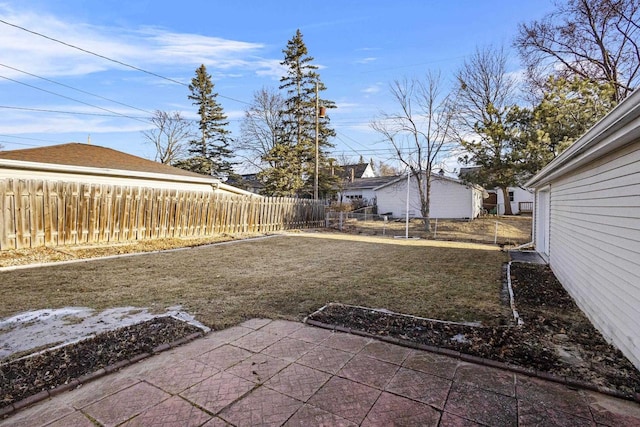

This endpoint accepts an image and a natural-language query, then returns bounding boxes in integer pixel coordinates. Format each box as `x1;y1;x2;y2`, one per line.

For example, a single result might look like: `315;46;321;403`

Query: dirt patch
0;317;202;409
308;263;640;399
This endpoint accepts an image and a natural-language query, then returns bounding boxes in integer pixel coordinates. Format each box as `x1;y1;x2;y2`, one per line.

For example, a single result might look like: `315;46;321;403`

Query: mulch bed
308;263;640;399
0;316;202;409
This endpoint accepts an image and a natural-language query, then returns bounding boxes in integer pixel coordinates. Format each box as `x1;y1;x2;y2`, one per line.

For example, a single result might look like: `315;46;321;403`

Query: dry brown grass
0;234;509;329
336;215;532;246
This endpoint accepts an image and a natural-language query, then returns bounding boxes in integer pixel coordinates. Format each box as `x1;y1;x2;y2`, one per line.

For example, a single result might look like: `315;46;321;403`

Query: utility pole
314;81;319;200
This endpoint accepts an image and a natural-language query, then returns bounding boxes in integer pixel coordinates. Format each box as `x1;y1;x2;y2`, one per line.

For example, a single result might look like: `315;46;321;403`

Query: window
508;191;514;202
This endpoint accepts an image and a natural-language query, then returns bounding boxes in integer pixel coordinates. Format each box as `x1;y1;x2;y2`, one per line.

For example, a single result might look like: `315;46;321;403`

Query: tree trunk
501;187;513;215
421;176;431;232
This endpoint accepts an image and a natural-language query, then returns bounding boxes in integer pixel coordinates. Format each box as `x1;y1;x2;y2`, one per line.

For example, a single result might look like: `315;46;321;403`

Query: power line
0;74;151;124
0;18;250;105
0;105;148;119
0;139;40;148
0;63;154;115
0;134;68;144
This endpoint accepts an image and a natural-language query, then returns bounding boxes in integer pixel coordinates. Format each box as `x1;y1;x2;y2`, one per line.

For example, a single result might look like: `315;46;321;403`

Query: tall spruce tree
260;29;337;198
176;64;234;177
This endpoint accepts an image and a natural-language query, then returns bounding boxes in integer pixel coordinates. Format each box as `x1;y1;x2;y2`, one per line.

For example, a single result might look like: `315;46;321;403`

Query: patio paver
445;382;518;427
337;353;399;389
403;349;459;379
3;318;640;427
225;352;290;384
144;358;218;393
264;362;331;401
361;391;441;427
45;411;96;427
195;344;252;370
283;404;357;426
219;387;302;427
385;366;452;409
232;330;282;352
360;340;412;365
307;376;381;424
82;382;170;427
454;362;516;397
296;345;354;374
179;371;255;414
262;336;317;362
120;395;212;427
516;375;593;420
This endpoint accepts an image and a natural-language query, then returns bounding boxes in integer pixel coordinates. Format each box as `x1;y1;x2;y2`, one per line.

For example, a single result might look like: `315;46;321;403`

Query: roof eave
0;158;222;186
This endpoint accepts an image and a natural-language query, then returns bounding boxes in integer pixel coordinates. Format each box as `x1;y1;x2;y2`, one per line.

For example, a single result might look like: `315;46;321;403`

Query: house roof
373;172;480;191
337;163;370;180
458;166;481;179
0;143;261;197
526;88;640;188
0;143;205;179
344;176;399;190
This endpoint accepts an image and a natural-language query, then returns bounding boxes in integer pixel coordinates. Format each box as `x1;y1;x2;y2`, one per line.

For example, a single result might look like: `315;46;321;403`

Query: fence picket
0;178;324;250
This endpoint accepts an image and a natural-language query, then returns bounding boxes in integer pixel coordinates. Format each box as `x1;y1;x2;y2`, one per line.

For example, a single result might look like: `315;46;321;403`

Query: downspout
507;261;524;326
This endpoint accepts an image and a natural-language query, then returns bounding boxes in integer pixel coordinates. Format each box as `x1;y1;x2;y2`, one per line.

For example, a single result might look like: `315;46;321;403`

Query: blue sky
0;1;555;173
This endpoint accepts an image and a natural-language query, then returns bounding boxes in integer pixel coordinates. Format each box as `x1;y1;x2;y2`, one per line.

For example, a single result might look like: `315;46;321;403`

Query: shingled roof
0;143;206;179
338;163;370;180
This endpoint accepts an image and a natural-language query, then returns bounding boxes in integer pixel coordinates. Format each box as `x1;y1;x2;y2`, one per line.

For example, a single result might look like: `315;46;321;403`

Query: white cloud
361;83;382;94
0;4;276;80
356;57;377;64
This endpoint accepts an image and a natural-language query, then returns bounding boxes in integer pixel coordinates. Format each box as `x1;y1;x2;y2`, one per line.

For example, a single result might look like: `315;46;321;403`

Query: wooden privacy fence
0;178;325;250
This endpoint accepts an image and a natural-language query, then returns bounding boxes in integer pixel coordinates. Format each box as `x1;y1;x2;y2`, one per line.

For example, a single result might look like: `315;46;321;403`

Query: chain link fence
325;211;532;247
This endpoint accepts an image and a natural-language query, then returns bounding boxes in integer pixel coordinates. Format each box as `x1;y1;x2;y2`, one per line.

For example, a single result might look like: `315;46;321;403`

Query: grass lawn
0;233;510;329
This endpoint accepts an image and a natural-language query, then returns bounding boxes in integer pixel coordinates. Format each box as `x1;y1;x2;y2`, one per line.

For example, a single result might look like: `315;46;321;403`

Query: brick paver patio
2;319;640;426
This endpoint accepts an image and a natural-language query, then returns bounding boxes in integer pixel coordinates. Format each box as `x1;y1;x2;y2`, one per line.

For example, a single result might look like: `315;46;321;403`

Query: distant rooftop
0;143;207;179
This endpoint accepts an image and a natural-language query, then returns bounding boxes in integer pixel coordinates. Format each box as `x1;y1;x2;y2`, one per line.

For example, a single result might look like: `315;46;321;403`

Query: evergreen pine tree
176;64;234;177
261;29;337;198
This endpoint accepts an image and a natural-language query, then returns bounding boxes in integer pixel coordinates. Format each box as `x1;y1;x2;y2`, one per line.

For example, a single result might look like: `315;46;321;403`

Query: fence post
494;221;499;244
339;211;343;231
433;218;438;239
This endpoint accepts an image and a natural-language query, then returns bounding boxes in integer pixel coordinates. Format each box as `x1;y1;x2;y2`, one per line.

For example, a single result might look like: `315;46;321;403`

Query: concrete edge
303;317;640;404
0;329;205;418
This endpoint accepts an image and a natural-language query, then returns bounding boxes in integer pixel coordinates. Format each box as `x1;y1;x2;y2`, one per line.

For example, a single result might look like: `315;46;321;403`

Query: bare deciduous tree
371;72;454;231
142;111;192;164
515;0;640;102
453;45;518;215
236;87;286;171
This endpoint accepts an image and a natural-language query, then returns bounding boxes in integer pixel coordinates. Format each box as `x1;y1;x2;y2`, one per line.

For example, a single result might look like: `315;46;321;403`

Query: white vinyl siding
547;142;640;369
496;187;534;215
375;176;480;219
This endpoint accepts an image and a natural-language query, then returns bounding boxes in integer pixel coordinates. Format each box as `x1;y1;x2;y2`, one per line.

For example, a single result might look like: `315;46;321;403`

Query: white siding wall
0;167;215;192
496;187;534;215
376;176;477;219
547;142;640;369
340;188;376;203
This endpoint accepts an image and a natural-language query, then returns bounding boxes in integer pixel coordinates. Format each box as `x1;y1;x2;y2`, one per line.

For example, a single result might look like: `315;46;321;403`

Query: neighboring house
459;166;533;215
526;89;640;371
0;143;256;197
228;173;265;195
338;176;398;205
375;173;484;219
484;187;534;215
334;163;376;182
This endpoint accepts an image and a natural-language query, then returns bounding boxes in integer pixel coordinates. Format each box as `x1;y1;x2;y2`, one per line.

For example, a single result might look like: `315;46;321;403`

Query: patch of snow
0;306;209;360
450;333;469;344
